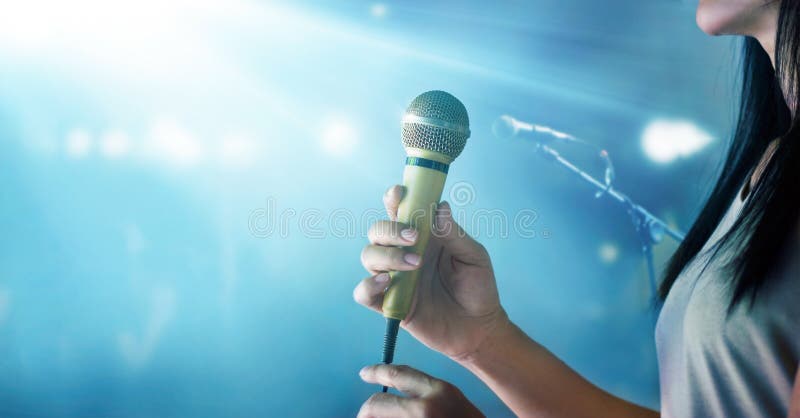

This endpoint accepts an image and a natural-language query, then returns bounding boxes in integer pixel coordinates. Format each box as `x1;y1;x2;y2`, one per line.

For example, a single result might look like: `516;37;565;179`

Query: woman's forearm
455;321;659;418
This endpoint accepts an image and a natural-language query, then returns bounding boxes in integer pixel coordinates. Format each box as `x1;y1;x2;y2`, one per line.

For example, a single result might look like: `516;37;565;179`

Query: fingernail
375;273;390;283
400;228;417;242
359;366;369;376
404;252;421;266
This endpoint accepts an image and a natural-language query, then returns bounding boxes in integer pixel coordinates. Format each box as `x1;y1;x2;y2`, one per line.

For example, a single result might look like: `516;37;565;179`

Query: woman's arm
456;320;659;418
356;185;659;417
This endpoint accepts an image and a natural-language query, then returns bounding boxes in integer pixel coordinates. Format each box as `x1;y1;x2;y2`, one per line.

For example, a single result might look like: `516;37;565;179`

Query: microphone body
377;91;470;391
382;148;451;320
381;91;470;320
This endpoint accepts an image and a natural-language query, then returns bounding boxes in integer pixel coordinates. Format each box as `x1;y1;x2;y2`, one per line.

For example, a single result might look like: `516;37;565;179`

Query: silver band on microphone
402;114;472;137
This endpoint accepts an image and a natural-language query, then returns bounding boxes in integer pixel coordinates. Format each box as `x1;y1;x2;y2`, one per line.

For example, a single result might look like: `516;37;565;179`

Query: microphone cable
380;318;401;392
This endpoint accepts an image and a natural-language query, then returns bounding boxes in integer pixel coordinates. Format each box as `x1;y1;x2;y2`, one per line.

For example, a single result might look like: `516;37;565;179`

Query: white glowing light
598;242;620;264
0;0;273;85
321;118;358;157
65;129;92;158
370;3;388;18
147;118;204;167
642;119;713;164
219;133;258;168
101;130;131;158
0;1;51;50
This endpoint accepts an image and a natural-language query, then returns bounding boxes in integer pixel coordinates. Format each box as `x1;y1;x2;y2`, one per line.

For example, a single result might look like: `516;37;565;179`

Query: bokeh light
641;119;714;164
100;130;132;159
321;117;359;158
65;129;92;158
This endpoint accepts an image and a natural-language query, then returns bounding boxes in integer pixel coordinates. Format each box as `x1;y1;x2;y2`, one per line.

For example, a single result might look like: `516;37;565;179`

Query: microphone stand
534;143;685;307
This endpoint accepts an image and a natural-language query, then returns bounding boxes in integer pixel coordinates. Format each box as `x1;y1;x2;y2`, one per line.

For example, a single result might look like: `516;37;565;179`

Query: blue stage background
0;1;739;416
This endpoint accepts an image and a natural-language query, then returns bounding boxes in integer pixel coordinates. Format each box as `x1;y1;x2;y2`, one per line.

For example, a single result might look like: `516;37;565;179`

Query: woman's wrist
450;312;523;368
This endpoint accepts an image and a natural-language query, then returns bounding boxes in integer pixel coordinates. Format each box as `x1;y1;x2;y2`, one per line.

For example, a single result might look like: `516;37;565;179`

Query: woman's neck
753;2;796;117
750;2;780;67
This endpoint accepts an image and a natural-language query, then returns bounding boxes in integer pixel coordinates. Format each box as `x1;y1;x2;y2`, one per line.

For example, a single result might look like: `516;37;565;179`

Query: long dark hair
659;1;799;311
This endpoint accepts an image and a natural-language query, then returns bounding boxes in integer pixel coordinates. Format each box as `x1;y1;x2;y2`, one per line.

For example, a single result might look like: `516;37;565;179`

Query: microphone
379;91;470;392
493;114;616;193
492;114;580;143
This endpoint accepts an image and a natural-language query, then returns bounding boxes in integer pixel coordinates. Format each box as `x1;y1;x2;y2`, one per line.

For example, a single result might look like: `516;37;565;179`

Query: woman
354;1;800;417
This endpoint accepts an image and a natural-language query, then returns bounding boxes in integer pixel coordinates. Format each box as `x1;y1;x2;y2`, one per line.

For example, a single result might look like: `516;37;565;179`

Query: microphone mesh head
402;90;470;161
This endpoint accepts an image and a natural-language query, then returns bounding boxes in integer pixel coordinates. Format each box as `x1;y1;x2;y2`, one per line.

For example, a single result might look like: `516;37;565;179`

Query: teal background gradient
0;1;738;416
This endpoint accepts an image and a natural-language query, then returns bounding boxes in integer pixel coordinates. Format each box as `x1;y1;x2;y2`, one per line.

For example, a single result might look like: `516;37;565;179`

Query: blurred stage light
598;242;620;264
0;0;175;52
0;1;52;50
65;129;92;158
101;130;131;159
147;118;204;167
641;119;712;164
321;118;358;157
0;0;272;85
370;3;388;19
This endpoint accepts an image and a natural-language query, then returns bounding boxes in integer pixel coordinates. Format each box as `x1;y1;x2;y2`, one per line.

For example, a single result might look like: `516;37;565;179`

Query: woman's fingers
356;392;422;418
368;220;417;247
353;273;390;313
383;185;405;221
358;365;484;418
361;245;421;274
359;364;437;398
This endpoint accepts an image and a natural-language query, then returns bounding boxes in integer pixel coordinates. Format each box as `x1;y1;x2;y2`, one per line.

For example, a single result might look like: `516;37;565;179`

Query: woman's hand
353;185;510;361
357;364;484;418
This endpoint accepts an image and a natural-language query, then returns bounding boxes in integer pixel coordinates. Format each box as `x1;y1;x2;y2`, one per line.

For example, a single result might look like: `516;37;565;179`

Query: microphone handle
382;148;450;320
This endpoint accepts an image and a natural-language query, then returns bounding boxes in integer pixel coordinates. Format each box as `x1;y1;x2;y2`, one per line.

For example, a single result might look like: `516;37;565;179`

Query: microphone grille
401;90;470;161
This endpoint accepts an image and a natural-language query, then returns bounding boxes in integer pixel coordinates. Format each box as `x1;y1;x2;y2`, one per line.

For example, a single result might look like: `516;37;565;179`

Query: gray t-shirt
655;186;800;417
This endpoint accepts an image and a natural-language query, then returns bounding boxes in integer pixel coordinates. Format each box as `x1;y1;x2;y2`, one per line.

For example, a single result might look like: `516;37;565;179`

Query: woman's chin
695;0;772;37
696;6;728;35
